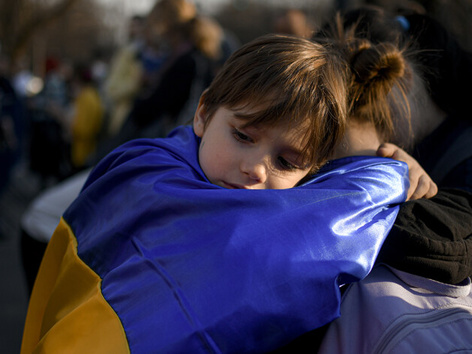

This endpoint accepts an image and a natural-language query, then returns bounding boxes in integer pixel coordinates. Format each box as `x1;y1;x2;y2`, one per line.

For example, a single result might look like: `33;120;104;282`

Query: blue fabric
64;125;408;353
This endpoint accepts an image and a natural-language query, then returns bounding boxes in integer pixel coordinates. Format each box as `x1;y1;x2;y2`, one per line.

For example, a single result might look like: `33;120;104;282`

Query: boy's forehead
229;99;273;113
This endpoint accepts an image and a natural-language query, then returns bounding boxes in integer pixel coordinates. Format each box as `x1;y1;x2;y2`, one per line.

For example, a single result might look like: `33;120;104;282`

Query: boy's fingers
376;143;396;158
377;142;438;200
406;166;421;200
408;175;438;200
406;174;417;200
408;178;425;200
424;179;438;199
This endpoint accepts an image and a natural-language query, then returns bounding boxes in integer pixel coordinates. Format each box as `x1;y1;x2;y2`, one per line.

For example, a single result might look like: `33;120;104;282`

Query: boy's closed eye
232;126;304;172
277;156;298;171
232;128;254;143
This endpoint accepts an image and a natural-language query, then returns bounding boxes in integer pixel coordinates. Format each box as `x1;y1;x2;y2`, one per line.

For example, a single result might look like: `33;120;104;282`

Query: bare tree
41;0;115;64
0;0;81;73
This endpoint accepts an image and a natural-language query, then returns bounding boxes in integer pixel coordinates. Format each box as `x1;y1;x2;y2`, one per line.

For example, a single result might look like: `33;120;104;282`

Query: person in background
273;8;314;38
20;64;102;271
103;15;146;138
68;65;104;171
28;57;72;186
0;54;24;191
138;0;197;97
126;15;223;137
0;54;25;238
92;0;201;162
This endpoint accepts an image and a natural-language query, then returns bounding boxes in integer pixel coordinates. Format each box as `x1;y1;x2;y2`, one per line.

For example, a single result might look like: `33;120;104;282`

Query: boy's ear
193;91;208;138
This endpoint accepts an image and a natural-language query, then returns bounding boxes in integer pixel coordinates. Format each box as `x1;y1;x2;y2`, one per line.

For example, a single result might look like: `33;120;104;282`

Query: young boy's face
193;103;311;189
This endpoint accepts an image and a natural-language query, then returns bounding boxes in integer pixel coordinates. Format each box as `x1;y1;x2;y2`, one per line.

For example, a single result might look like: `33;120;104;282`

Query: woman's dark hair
314;12;414;143
321;5;472;119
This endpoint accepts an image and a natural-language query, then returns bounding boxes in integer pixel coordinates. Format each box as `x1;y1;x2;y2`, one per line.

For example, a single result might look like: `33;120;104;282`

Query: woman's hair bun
350;40;405;85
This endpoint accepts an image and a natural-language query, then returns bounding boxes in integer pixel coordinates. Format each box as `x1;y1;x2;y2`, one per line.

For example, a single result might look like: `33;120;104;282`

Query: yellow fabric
21;218;129;354
71;86;104;168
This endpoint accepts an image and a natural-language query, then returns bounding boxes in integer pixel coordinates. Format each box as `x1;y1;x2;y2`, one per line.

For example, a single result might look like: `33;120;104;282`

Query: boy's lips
223;181;247;189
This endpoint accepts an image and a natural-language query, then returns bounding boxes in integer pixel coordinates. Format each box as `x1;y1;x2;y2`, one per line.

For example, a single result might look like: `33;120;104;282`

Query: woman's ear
193;92;208;138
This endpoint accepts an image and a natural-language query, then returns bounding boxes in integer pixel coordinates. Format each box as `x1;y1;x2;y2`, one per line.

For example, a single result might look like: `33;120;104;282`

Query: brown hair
316;14;414;144
200;34;348;172
348;38;411;141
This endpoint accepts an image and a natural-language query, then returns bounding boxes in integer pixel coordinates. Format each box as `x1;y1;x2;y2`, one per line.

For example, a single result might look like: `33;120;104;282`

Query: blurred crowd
0;0;245;297
1;0;242;197
0;0;335;208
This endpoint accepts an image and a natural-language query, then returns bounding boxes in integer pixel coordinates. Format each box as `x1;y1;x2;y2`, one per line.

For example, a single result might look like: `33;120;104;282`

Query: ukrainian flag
22;126;408;353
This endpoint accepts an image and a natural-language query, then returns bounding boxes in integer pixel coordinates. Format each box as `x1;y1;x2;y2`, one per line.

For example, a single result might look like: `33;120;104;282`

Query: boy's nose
241;158;268;184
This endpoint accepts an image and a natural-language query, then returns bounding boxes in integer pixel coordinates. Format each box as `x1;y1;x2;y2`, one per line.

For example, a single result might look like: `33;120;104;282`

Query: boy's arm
377;143;438;200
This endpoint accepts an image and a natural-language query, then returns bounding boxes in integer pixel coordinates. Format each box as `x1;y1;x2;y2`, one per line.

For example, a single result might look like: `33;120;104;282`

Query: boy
22;35;419;353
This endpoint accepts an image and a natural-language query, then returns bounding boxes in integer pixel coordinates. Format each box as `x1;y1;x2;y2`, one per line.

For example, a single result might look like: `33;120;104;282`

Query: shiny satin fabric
22;126;408;353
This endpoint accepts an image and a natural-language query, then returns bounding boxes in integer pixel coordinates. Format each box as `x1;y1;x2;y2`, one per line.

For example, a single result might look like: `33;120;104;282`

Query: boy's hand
377;143;438;200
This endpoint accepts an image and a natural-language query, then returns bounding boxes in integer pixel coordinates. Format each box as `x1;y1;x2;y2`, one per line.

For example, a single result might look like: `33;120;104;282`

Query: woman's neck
331;120;382;159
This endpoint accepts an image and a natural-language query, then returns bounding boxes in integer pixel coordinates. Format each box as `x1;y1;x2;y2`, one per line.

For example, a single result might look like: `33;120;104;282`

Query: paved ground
0;161;44;353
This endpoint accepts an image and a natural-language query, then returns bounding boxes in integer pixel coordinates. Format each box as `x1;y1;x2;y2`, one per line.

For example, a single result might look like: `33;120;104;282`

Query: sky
96;0;232;16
